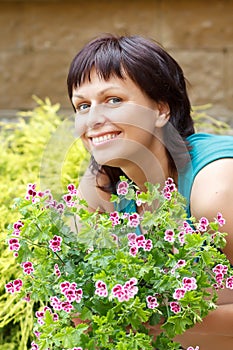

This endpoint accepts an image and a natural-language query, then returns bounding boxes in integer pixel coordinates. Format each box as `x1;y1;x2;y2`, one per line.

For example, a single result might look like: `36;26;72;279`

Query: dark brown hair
67;34;194;192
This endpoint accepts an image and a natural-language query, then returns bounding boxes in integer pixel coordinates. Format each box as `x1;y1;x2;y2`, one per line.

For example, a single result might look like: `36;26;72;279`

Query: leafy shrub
0;97;88;349
0;98;230;349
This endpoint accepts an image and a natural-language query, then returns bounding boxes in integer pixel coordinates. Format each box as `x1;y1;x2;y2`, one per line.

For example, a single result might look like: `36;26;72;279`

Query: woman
67;34;233;349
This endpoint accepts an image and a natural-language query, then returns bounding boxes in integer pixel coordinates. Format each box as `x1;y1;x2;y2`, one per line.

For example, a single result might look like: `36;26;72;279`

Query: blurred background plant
0;98;231;349
0;96;88;350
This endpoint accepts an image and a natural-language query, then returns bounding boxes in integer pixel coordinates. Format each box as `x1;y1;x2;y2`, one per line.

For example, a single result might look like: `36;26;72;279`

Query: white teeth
92;133;118;145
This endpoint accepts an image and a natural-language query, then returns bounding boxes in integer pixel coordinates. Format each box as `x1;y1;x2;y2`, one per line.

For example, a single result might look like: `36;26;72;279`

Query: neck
121;143;174;191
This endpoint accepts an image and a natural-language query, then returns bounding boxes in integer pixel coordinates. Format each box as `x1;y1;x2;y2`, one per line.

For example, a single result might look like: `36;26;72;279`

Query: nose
86;105;107;130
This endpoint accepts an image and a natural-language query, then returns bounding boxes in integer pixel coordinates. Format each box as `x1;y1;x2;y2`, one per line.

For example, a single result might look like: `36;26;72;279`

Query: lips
90;132;121;146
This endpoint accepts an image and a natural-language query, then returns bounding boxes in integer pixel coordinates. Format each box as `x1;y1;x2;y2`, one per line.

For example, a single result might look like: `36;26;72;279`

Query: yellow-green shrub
0;96;88;349
0;98;230;349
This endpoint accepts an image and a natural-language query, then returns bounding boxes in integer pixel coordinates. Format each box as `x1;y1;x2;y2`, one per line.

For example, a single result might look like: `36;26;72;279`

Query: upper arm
77;167;114;212
70;167;114;233
190;158;233;265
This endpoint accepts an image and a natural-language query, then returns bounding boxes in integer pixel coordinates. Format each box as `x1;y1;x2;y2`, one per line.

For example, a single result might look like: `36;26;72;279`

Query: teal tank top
115;133;233;233
178;133;233;216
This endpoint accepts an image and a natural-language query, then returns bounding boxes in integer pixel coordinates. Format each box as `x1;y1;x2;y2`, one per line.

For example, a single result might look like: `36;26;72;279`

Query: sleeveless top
115;133;233;234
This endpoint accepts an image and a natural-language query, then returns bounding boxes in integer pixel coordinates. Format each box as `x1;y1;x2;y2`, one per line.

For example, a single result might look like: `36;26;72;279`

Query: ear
154;102;170;128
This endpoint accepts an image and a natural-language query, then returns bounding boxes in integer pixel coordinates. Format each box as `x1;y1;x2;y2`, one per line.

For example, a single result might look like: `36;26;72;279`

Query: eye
107;97;122;105
76;103;90;113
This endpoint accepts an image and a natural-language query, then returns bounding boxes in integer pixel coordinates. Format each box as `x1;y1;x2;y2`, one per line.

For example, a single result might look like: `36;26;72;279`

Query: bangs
68;37;127;95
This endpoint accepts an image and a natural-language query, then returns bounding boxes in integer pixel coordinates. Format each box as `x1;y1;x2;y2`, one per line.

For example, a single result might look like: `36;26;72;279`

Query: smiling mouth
91;132;120;146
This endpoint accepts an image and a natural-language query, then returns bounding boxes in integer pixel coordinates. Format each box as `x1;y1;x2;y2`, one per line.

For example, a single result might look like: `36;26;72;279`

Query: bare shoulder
190;158;233;263
78;167;114;213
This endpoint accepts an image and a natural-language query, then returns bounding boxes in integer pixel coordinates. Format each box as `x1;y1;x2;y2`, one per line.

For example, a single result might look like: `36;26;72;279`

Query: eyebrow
72;86;122;99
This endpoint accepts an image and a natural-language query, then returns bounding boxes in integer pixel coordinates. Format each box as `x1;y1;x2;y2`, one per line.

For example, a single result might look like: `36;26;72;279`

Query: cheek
110;104;158;133
75;115;86;138
80;135;91;152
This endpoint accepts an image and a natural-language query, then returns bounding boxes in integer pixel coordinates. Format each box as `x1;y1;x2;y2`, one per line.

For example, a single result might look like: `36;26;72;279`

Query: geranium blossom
164;229;175;243
128;213;140;227
8;237;20;251
21;261;34;275
110;211;120;226
226;276;233;289
162;177;176;199
182;277;197;291
60;281;83;303
95;280;108;297
146;295;159;309
112;278;138;302
5;279;23;294
173;288;186;300
170;301;181;314
67;183;77;195
116;181;129;195
12;220;24;235
49;235;62;252
215;212;226;227
31;341;39;350
198;217;209;232
54;263;61;277
213;264;228;275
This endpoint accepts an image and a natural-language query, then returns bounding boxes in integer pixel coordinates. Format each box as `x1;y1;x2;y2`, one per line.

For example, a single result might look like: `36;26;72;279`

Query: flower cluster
25;183;65;214
48;281;84;316
112;278;138;302
127;232;153;256
62;183;78;207
212;263;233;290
60;281;83;303
109;211;120;226
173;277;197;301
5;279;23;294
5;179;232;350
13;219;24;235
162;177;176;200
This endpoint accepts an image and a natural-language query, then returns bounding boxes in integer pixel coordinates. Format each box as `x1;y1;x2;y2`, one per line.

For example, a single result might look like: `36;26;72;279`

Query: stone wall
0;0;232;120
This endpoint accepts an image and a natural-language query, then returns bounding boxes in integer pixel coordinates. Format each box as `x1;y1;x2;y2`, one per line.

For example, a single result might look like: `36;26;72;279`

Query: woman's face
72;70;169;167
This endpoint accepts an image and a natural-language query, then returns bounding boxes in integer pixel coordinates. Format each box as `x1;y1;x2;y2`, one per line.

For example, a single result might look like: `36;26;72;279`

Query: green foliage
0;98;231;349
0;96;88;349
5;179;232;349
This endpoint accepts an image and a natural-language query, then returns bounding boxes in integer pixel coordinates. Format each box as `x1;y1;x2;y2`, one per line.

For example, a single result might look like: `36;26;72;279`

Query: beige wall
0;0;232;120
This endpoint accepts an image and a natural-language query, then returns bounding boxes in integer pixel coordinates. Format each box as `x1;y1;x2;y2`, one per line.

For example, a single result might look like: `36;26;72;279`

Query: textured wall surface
0;0;232;120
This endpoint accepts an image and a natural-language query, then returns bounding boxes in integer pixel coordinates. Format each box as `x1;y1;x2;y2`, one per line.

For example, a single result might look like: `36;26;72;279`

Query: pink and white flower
173;288;186;300
215;212;226;227
5;279;23;294
226;276;233;289
112;278;138;302
8;237;20;251
21;261;34;275
164;229;175;243
146;295;159;309
170;301;181;314
198;217;209;232
49;235;62;252
117;181;129;195
128;213;140;228
182;277;197;291
95;280;108;297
